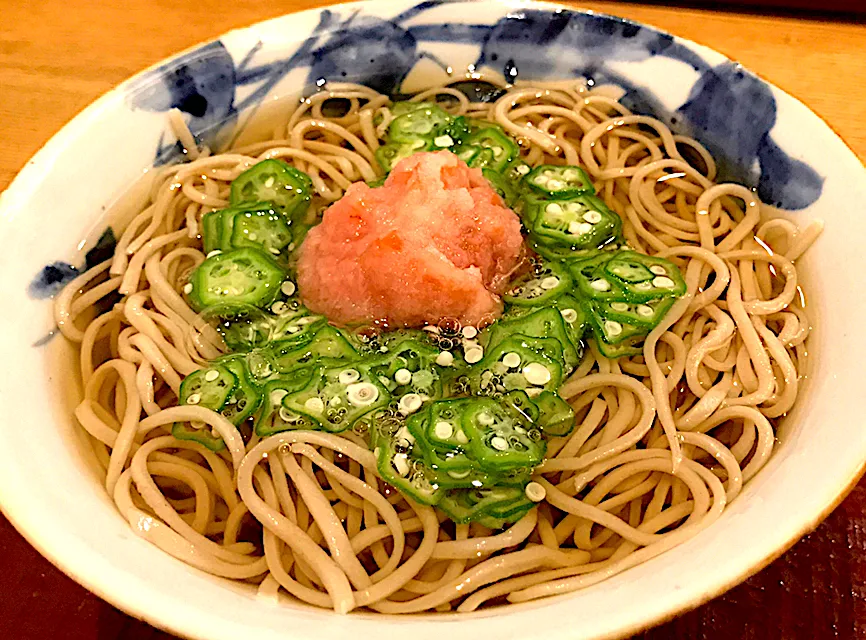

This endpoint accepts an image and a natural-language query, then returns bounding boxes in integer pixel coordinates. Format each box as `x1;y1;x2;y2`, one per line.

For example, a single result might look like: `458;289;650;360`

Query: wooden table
2;1;865;638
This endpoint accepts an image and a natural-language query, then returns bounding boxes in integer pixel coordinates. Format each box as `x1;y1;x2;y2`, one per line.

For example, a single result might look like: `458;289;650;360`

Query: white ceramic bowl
1;2;865;639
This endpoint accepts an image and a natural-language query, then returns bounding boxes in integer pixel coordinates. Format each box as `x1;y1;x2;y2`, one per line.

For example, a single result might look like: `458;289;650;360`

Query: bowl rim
1;1;865;639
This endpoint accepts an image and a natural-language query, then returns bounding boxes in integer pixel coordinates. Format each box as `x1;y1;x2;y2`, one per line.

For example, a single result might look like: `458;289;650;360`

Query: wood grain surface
1;2;865;638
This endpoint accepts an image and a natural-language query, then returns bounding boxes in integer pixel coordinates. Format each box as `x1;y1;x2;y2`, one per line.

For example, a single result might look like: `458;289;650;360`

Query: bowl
1;1;865;639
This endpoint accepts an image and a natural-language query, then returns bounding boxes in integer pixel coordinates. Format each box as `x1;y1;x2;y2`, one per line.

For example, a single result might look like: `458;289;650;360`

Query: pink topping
297;151;525;328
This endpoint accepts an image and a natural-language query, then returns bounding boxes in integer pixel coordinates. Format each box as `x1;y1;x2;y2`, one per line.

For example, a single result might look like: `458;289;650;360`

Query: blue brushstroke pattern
116;3;824;208
28;262;78;299
127;41;237;163
307;14;418;94
679;62;823;209
471;10;708;78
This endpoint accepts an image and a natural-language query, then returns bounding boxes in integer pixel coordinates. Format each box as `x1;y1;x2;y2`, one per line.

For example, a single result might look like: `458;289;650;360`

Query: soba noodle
55;78;820;613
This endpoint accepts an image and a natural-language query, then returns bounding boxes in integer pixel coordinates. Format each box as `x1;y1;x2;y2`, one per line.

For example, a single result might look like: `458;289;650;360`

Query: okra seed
433;134;454;147
393;454;411;477
186;393;202;405
435;351;454;367
461;326;478;339
264;176;275;188
610;302;629;312
563;169;578;180
491;436;509;451
347;382;379;407
204;370;219;382
604;320;623;336
465;347;484;364
248;233;258;241
394;368;412;385
637;304;654;317
183;283;193;294
278;407;293;422
206;250;222;258
477;412;495;426
271;301;286;314
502;352;522;369
554;307;578;326
516;165;530;175
304;397;325;413
398;393;423;415
540;276;560;290
522;362;551;386
535;175;549;186
649;265;667;275
525;481;546;502
583;211;602;224
338;369;361;384
456;429;469;444
653;276;675;288
434;421;454;440
590;279;611;292
545;203;563;215
281;281;296;296
548;179;563;190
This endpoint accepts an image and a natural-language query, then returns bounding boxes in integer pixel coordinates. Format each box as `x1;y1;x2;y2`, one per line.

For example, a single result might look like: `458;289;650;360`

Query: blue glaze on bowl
28;262;78;300
31;1;828;308
126;1;823;210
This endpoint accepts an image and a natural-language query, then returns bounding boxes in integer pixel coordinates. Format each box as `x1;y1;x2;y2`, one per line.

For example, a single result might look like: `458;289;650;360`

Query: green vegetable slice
216;356;263;425
363;338;442;399
424;399;473;450
269;325;358;373
603;251;687;298
172;423;227;452
438;487;532;524
230;159;312;218
173;363;240;451
375;140;427;172
462;397;546;472
254;373;320;437
483;305;580;373
571;250;686;303
525;164;595;198
530;195;621;251
503;259;572;307
179;364;237;411
531;390;576;438
228;204;294;255
466;334;564;396
552;294;589;348
388;103;455;143
374;429;444;506
585;301;651;345
189;248;285;311
406;411;476;472
594;334;646;359
198;303;274;352
596;296;676;328
458;127;519;172
280;364;390;433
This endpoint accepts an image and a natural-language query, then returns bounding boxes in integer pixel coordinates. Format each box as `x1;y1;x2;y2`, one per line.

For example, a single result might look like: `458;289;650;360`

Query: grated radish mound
297;151;525;327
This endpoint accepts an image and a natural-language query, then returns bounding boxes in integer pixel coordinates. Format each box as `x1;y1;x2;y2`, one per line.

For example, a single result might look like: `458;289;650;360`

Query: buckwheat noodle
56;78;821;613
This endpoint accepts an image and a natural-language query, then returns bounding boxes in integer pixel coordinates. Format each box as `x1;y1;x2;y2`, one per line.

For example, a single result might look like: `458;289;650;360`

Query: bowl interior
1;2;865;640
